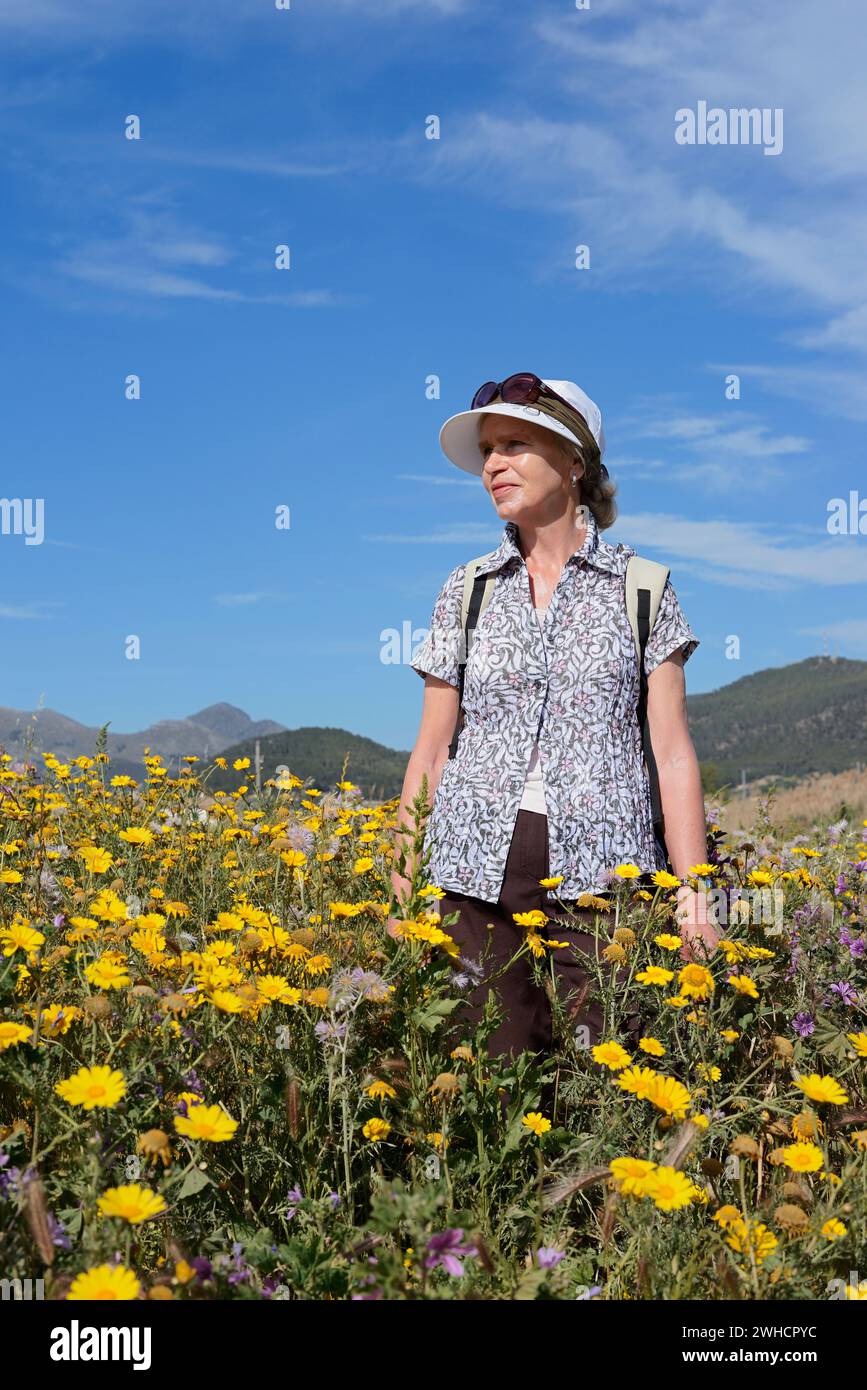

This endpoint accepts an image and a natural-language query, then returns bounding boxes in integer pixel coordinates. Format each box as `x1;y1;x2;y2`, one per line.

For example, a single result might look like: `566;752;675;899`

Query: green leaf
175;1167;213;1200
57;1207;83;1239
411;998;461;1034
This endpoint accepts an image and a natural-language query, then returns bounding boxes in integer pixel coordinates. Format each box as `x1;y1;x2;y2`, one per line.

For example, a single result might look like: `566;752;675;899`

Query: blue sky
1;0;865;754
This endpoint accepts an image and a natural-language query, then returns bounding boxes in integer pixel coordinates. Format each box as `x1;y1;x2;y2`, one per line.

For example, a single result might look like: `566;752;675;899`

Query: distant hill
688;655;867;787
203;727;410;800
0;702;286;779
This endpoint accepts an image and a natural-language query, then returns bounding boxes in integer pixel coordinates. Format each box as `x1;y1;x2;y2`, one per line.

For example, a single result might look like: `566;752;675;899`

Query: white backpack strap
625;554;670;662
626;553;672;854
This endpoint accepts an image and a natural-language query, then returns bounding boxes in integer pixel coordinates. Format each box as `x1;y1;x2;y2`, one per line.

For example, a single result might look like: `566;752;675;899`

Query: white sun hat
439;377;606;477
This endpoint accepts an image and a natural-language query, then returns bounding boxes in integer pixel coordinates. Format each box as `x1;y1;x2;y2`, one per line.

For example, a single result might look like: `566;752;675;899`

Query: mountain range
0;703;285;781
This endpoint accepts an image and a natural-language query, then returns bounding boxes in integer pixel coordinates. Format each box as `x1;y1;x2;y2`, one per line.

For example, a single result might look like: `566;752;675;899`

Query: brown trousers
438;809;640;1062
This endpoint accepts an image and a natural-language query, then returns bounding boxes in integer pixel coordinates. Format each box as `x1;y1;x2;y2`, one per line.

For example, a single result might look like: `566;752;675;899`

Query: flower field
1;748;866;1301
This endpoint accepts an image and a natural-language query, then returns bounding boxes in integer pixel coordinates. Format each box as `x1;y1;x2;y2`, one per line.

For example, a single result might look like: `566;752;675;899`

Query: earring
570;471;577;485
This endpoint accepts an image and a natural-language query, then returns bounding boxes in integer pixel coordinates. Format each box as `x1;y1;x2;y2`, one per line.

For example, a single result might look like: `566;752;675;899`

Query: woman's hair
517;398;618;528
555;429;618;531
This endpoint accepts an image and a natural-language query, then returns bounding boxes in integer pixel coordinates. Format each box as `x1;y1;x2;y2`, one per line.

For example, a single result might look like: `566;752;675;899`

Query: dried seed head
782;1180;812;1205
428;1072;460;1101
82;995;112;1021
774;1203;809;1232
792;1110;822;1141
137;1129;172;1167
160;993;189;1014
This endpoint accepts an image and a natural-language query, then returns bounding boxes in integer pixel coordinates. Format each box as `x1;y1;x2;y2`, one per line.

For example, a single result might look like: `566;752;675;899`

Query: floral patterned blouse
410;509;700;904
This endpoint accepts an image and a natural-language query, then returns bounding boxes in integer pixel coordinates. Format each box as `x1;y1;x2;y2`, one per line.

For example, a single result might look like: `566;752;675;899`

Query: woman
390;373;716;1062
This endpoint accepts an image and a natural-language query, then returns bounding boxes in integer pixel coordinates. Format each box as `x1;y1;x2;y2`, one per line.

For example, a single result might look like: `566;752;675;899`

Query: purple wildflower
0;1154;21;1198
839;929;866;958
48;1212;72;1250
227;1241;252;1286
349;967;390;1002
537;1247;566;1270
286;1187;303;1221
791;1012;814;1038
314;1019;348;1045
830;980;858;1006
424;1228;478;1277
285;823;315;852
452;955;486;990
576;1284;603;1300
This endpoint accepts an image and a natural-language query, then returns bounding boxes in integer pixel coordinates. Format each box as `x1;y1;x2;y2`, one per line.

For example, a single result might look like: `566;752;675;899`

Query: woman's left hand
674;885;719;962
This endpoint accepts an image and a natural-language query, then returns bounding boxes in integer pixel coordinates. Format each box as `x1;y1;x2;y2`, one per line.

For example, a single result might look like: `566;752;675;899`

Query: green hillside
203;726;411;801
687;655;867;786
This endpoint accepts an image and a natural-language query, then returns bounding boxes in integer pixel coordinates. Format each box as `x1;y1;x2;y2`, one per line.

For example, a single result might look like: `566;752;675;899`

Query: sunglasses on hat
472;372;578;414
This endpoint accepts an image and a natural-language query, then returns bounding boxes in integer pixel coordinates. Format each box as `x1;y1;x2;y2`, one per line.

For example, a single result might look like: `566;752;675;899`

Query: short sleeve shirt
410;510;699;905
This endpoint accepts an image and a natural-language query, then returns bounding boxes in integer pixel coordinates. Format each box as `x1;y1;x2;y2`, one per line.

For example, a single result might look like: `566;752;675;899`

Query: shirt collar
474;509;632;579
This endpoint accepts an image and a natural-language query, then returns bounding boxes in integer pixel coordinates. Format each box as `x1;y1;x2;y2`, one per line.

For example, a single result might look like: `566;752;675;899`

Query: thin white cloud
617;512;867;589
704;360;867;424
55;201;350;307
635;415;809;458
0;0;470;41
215;591;292;607
611;410;811;492
366;522;502;547
397;472;479;487
0;600;62;619
147;148;361;180
797;618;867;654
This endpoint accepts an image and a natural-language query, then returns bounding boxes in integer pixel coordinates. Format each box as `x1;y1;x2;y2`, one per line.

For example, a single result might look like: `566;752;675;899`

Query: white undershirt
519;603;550;815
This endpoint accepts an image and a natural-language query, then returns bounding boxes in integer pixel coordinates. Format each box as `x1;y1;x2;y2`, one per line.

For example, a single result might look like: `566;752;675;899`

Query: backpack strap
625;554;671;855
447;556;498;760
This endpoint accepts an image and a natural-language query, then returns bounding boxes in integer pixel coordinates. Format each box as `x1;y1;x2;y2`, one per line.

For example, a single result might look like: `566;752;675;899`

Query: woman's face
478;414;584;522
